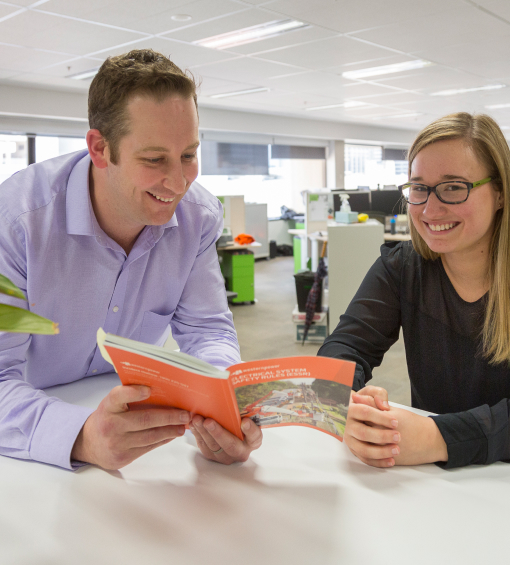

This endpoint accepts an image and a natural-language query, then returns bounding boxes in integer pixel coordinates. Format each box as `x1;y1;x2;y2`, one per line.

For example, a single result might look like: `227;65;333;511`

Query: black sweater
318;241;510;469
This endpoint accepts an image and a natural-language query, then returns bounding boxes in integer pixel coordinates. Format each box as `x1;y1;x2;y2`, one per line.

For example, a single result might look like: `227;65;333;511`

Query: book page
229;356;354;441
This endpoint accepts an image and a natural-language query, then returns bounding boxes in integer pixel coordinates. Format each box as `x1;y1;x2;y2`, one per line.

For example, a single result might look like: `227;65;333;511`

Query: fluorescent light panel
210;87;270;99
432;84;506;96
486;102;510;109
342;59;433;80
305;100;370;111
193;19;309;50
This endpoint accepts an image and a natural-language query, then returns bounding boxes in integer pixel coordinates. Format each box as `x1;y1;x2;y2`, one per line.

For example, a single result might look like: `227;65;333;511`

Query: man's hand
189;415;262;465
71;385;190;470
344;390;400;468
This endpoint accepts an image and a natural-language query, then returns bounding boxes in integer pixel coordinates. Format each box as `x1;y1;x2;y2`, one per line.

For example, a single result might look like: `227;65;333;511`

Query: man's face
104;94;199;233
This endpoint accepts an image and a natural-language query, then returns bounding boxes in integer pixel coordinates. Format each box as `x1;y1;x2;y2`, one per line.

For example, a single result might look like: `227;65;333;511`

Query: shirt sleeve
430;399;510;469
169;198;241;370
318;242;402;390
0;216;93;470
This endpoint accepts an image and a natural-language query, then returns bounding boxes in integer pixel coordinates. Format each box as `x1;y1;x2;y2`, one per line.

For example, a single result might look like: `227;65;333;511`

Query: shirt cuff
429;412;487;469
29;400;94;470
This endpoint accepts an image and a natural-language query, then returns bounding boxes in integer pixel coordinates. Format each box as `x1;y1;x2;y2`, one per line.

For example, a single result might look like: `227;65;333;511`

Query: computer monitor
333;191;370;213
370;189;404;216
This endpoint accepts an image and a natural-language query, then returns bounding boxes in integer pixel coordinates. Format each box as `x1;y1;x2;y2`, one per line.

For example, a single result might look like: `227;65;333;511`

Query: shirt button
92;369;97;374
112;306;119;312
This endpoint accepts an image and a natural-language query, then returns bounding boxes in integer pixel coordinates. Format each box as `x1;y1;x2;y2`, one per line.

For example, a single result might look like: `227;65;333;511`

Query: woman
318;112;510;469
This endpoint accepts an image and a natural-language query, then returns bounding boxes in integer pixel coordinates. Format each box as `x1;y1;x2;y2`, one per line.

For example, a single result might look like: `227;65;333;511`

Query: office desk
2;373;508;565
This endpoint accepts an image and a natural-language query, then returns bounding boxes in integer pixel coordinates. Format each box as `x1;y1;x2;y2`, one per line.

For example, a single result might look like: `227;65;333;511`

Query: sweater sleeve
318;242;403;390
430;399;510;469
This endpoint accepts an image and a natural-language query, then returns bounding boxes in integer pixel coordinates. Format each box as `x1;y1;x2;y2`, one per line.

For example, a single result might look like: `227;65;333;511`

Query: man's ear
87;129;110;169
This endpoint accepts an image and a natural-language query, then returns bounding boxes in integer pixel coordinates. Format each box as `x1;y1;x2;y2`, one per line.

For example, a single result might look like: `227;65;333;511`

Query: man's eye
182;153;196;160
146;158;162;164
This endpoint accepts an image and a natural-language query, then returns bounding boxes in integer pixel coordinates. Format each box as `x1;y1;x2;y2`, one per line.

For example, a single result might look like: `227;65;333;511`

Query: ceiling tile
256;36;396;70
163;7;279;42
197;75;260;96
0;4;23;19
38;57;104;78
0;44;73;73
0;11;145;56
225;24;338;55
41;0;247;35
372;67;493;93
469;0;510;21
95;37;237;69
264;71;355;95
262;0;467;33
341;81;406;98
6;72;92;92
412;35;510;80
3;0;39;7
325;55;417;75
189;56;303;83
351;5;510;53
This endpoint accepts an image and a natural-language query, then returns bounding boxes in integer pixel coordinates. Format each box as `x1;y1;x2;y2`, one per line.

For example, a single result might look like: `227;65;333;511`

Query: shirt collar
66;151;96;237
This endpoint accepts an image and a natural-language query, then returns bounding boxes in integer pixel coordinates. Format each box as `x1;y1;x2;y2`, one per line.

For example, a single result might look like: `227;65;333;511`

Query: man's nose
162;165;187;194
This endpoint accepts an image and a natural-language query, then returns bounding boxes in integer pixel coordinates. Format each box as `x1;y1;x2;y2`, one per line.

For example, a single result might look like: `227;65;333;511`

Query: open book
97;329;354;441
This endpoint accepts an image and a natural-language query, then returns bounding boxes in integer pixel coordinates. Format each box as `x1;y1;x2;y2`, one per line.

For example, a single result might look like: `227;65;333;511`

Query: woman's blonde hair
407;112;510;364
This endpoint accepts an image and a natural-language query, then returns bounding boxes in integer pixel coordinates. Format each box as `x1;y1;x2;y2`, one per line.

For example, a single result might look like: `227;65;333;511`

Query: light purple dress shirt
0;150;240;470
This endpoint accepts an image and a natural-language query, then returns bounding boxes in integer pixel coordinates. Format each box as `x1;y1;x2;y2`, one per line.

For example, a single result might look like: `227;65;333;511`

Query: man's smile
147;191;175;203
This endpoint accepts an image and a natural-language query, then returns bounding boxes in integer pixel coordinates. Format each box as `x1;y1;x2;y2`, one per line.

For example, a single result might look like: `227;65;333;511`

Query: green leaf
0;274;25;300
0;304;59;335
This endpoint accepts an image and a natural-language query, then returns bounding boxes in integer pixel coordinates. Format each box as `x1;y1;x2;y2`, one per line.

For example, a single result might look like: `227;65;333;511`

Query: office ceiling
1;0;510;134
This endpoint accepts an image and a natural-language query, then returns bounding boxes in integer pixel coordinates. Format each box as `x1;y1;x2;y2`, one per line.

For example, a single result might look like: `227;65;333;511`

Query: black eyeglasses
398;177;492;205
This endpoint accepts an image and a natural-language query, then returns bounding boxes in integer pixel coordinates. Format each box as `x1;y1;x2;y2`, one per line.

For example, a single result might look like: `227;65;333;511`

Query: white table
1;373;508;565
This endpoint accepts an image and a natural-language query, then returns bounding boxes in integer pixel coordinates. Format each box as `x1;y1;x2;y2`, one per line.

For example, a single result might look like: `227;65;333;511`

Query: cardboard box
292;306;328;343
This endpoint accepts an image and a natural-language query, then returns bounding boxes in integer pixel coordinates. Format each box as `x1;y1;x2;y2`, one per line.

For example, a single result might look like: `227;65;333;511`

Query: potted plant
0;274;58;334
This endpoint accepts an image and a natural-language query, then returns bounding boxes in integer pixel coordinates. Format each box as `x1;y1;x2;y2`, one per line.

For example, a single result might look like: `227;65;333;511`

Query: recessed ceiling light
171;14;192;22
485;102;510;109
209;87;270;99
305;101;371;111
67;67;99;80
431;84;506;96
193;19;310;50
342;60;433;80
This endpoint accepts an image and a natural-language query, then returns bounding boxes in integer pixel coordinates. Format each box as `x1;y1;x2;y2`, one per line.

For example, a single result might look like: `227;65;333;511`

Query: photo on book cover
235;378;351;438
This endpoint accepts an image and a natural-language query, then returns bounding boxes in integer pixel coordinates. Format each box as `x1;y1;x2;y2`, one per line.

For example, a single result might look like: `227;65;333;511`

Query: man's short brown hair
88;49;198;163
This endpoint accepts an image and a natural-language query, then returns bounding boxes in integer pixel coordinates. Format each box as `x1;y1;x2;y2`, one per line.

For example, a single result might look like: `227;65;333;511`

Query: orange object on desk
234;233;255;245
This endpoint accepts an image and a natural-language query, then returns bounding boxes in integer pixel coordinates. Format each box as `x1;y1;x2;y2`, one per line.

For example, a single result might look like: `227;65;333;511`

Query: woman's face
408;138;503;259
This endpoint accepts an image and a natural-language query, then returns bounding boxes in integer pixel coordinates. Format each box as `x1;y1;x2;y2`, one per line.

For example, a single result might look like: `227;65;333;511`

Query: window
35;136;88;163
344;144;407;189
197;143;326;217
0;134;28;184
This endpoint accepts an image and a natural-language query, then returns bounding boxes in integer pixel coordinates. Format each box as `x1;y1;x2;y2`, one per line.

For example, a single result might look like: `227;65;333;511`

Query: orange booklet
97;329;354;441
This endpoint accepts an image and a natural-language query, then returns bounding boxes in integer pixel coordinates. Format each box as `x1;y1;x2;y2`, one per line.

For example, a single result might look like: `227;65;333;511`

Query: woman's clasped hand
344;387;448;468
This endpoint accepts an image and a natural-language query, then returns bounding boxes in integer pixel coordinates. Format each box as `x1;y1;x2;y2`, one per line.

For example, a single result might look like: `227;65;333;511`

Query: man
0;50;262;470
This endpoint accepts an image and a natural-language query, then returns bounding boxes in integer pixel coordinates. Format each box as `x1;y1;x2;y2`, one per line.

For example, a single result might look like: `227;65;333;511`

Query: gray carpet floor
231;256;412;406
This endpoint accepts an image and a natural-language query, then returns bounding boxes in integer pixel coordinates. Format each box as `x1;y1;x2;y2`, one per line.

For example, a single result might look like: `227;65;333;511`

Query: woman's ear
497;191;504;209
